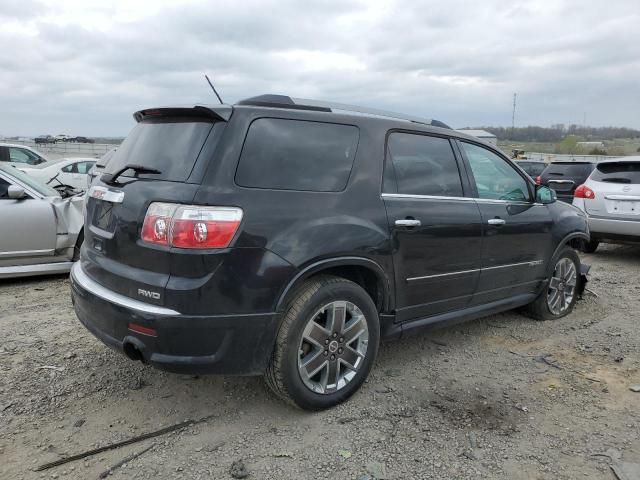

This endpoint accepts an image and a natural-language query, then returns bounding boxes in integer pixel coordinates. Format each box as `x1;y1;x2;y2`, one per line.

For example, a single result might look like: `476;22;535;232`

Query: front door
0;175;57;265
457;141;553;304
382;131;483;322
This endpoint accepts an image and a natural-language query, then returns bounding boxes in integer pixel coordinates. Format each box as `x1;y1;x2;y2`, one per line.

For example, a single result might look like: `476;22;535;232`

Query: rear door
83;110;226;306
457;141;553;304
382;131;483;321
585;161;640;219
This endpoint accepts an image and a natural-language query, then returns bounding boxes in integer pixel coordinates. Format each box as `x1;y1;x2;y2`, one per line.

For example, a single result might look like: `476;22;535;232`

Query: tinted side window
236;118;359;192
461;142;530;202
76;161;95;174
62;164;75;173
385;133;463;197
9;148;37;164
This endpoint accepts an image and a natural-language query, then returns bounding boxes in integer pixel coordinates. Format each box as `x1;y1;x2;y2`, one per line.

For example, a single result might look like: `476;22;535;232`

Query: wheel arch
552;231;589;261
274;257;392;314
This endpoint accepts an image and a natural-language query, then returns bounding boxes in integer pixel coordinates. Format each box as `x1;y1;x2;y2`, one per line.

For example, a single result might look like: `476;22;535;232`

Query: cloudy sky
1;0;639;136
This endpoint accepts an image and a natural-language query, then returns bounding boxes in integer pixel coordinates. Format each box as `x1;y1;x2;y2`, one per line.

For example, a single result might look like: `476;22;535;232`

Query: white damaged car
0;164;84;279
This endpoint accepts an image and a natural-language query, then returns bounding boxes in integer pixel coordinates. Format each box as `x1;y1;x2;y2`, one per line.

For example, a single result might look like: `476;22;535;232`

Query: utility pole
511;93;517;140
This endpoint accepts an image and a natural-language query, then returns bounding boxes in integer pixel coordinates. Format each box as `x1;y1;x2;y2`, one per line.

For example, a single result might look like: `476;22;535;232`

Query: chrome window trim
406;260;543;282
71;262;179;316
381;193;475;202
381;193;543;207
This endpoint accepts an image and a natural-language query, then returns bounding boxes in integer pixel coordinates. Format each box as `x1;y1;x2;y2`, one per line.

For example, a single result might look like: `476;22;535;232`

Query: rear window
544;162;594;177
235;118;359;192
105;119;217;182
592;161;640;184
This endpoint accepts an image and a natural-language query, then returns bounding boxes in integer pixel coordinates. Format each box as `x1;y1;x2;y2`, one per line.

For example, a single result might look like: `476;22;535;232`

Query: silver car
572;157;640;252
0;164;84;278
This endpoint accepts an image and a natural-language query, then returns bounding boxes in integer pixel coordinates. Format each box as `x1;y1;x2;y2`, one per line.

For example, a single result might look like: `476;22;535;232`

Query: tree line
466;125;640;142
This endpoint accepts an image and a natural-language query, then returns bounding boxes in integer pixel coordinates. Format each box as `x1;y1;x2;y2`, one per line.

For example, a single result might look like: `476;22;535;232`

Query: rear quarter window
592;162;640;184
235;118;359;192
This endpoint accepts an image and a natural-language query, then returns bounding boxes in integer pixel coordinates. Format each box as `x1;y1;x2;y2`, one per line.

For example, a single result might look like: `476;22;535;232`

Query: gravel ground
1;244;639;480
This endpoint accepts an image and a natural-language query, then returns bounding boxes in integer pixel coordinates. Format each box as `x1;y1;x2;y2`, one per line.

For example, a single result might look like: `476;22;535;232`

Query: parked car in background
572;157;640;252
71;95;589;410
35;135;57;144
0;143;49;167
0;163;84;279
70;136;95;143
515;159;547;179
87;147;117;187
19;157;96;193
538;161;596;203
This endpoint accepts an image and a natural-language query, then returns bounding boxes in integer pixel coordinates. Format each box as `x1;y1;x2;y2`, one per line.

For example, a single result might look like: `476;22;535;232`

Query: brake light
535;176;542;185
574;184;595;199
141;203;243;249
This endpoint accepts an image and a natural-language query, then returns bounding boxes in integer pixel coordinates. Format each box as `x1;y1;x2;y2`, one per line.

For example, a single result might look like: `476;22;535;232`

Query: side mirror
7;185;26;199
536;185;556;204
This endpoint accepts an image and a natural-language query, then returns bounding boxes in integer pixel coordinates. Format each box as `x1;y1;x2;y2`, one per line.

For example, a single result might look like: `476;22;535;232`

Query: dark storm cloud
1;0;639;136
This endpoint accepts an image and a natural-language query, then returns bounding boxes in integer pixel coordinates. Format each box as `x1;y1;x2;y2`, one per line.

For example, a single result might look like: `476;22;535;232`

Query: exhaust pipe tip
123;336;146;363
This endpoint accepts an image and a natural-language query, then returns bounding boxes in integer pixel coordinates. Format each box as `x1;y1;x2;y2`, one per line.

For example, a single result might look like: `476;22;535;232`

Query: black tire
581;239;599;254
265;275;380;410
523;247;581;321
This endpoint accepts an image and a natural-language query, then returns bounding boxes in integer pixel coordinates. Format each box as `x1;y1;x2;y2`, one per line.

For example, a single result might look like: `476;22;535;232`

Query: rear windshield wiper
101;164;161;185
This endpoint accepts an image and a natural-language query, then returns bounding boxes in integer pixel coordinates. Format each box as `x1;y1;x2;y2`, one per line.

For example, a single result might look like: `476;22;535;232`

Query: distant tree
588;147;607;155
555;136;580;154
475;125;640;142
637;147;640;153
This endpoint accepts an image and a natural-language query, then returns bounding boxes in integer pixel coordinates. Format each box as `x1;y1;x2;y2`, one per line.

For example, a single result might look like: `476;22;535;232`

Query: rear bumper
587;216;640;240
70;262;278;375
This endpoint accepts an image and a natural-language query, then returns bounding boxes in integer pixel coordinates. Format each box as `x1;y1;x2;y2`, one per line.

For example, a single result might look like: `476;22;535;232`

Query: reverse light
574;184;595;199
535;175;542;185
141;202;243;249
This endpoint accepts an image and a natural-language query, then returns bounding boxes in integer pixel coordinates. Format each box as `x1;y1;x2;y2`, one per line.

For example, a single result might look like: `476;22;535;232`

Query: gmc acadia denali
71;95;590;410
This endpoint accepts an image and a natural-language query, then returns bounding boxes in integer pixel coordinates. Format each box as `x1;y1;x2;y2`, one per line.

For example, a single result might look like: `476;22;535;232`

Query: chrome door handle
488;218;506;226
395;219;421;227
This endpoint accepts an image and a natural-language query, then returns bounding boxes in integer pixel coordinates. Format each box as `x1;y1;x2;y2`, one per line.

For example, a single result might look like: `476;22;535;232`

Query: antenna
511;92;517;139
204;74;224;105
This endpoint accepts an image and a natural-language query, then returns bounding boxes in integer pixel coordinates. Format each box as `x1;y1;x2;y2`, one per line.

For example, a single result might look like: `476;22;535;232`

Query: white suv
573;157;640;252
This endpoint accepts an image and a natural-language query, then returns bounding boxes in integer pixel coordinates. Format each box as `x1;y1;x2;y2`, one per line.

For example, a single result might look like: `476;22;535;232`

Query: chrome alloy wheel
297;301;369;394
547;257;577;315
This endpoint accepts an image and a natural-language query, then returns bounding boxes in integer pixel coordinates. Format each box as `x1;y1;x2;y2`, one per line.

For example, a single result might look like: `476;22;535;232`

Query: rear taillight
535;175;542;185
574;184;595;199
141;202;243;249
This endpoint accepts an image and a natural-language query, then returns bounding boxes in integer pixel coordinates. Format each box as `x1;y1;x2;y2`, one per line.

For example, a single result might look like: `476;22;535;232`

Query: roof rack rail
236;94;451;129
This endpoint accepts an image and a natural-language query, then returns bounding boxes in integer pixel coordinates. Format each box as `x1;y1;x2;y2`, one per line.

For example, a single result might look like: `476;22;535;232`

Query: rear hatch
541;162;595;198
83;107;228;308
585;160;640;218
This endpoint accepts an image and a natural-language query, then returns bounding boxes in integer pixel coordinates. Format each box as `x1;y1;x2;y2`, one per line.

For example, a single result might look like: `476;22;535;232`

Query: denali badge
138;288;161;300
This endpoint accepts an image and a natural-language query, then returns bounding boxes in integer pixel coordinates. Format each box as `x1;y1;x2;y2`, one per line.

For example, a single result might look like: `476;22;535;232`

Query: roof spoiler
133;105;232;123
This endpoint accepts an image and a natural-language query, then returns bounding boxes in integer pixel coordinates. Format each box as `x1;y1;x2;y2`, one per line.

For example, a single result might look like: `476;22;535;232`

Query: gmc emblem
138;288;161;300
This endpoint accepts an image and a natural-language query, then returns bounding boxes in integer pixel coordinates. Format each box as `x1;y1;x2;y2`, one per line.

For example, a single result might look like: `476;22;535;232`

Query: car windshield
0;164;60;197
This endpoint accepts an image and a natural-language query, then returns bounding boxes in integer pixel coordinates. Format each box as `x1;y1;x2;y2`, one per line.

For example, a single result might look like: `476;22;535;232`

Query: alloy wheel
547;258;577;315
297;301;369;394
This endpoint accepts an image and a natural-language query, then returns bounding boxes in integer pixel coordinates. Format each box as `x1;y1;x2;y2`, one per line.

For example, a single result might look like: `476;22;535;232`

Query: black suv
71;95;589;410
538;161;596;203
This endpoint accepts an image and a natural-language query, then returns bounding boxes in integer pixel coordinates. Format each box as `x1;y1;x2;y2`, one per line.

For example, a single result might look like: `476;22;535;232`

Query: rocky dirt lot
1;245;639;480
